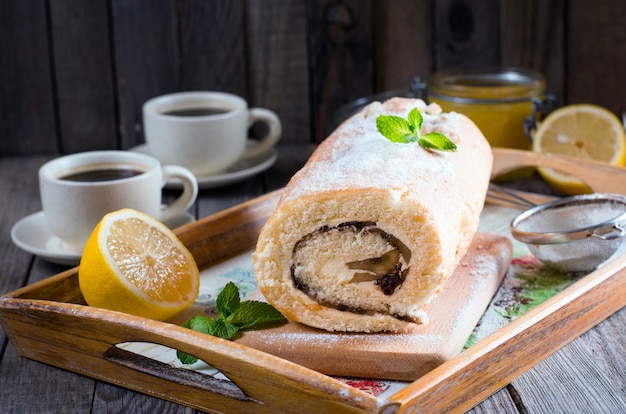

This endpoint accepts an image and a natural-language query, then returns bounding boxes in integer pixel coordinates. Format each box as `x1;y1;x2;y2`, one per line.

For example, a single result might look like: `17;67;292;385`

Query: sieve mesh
510;194;626;273
527;237;623;273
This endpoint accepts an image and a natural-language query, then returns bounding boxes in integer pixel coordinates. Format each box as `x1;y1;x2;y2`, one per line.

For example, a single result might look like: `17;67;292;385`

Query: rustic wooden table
0;147;624;413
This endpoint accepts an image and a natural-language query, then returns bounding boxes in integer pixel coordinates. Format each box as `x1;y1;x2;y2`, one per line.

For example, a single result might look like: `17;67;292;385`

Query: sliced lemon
79;208;199;321
532;104;626;195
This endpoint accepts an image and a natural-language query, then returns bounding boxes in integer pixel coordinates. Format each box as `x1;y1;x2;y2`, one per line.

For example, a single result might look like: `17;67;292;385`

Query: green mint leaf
214;318;240;340
376;107;457;151
177;283;287;364
176;349;199;365
376;115;416;143
182;315;216;335
177;316;217;364
407;108;423;134
227;300;286;329
419;132;458;151
216;281;240;318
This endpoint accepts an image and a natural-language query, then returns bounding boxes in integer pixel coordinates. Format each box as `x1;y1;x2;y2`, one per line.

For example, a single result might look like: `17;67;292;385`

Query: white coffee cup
39;150;198;252
142;91;282;176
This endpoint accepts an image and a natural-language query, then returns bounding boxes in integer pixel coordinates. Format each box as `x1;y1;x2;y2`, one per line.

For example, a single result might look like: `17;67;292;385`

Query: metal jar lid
427;67;546;104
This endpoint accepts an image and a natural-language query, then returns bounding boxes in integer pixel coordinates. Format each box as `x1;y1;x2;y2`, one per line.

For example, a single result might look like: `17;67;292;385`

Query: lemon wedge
79;208;199;321
532;104;626;195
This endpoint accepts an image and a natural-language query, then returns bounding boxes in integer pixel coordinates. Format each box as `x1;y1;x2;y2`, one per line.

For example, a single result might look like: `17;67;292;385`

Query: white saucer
130;143;277;190
11;211;196;266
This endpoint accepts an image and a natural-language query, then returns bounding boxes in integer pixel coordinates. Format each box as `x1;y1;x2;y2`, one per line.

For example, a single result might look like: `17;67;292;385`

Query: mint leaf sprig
177;282;285;364
376;108;457;151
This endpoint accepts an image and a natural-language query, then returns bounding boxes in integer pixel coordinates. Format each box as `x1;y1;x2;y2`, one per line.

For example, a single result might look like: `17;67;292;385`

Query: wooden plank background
0;0;625;157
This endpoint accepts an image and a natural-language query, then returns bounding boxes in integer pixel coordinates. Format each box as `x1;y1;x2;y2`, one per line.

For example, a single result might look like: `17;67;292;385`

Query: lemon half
532;104;626;195
79;208;199;321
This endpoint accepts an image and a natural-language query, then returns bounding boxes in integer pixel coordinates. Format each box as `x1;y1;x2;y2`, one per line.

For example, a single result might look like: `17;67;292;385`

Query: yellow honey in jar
426;68;546;150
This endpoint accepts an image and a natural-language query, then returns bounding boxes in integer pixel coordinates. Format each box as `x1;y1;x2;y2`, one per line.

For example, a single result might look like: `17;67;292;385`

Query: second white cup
142;91;282;176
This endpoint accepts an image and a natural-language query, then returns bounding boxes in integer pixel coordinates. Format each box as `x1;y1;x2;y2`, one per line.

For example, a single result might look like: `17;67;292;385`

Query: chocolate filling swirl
291;221;411;314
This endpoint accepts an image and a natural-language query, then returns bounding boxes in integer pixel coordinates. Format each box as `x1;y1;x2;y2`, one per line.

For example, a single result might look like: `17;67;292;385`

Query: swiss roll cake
253;98;492;332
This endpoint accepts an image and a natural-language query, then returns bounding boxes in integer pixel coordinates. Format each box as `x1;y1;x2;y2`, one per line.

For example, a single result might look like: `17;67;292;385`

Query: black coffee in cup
60;167;145;182
162;107;230;117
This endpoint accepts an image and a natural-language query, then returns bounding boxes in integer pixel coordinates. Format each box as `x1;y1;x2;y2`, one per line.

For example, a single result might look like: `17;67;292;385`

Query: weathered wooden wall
1;0;625;157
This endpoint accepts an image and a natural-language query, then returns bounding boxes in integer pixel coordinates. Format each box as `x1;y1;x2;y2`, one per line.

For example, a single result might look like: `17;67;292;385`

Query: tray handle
103;345;251;402
492;148;626;195
92;317;376;414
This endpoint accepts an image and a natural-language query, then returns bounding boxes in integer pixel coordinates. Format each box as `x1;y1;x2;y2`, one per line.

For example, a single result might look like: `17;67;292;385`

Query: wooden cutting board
235;232;512;381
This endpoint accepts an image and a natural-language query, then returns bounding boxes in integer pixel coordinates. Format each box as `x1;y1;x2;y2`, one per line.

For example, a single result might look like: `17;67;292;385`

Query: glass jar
425;67;546;150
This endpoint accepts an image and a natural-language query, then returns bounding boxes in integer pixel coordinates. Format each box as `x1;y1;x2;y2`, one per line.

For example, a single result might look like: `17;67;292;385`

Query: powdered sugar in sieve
510;193;626;273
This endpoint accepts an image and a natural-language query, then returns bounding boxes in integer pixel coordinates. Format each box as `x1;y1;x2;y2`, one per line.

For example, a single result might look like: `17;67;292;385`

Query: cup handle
158;165;198;223
241;108;282;159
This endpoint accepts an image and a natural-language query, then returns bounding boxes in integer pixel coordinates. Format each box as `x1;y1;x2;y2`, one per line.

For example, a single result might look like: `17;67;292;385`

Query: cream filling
291;221;411;317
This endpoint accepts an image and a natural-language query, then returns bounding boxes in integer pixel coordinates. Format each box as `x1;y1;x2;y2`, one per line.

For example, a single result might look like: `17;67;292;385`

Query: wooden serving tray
1;187;625;414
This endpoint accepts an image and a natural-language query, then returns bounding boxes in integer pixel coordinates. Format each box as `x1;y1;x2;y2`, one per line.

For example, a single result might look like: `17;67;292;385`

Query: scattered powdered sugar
468;251;502;281
257;330;443;352
263;332;343;349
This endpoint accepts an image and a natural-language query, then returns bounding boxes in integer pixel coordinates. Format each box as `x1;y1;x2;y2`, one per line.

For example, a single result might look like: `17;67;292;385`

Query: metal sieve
510;193;626;273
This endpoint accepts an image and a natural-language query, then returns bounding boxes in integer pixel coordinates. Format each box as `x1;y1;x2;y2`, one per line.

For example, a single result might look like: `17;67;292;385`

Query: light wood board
235;232;512;381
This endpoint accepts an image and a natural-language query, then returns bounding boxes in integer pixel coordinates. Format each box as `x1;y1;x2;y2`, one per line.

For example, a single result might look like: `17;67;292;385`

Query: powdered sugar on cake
283;98;468;201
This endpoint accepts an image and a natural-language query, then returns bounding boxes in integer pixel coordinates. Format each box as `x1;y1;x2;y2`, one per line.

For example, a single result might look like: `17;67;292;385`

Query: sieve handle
492;148;626;195
486;183;556;209
591;224;626;241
